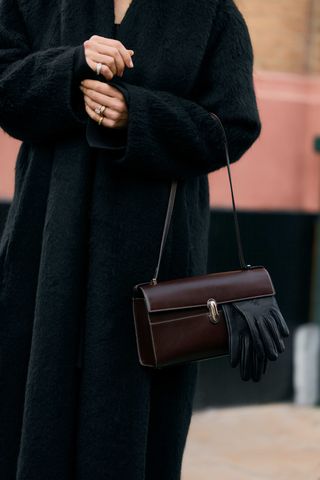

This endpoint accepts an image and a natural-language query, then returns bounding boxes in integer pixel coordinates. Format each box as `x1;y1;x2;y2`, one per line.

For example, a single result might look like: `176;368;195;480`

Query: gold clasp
207;298;220;324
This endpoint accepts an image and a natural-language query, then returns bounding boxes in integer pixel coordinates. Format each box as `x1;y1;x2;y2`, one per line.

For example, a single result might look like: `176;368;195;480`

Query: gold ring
98;116;104;126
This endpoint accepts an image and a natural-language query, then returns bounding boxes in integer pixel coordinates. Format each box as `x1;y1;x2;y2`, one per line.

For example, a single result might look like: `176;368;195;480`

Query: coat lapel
117;0;218;94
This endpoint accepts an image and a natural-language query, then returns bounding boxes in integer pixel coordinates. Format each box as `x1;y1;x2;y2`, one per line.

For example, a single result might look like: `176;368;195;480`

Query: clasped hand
79;35;134;129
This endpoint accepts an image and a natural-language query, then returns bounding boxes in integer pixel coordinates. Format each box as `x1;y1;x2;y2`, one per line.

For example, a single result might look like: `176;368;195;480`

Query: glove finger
270;307;290;338
252;351;264;382
263;315;285;353
233;303;265;360
240;334;253;381
222;304;240;367
262;354;268;375
256;318;279;360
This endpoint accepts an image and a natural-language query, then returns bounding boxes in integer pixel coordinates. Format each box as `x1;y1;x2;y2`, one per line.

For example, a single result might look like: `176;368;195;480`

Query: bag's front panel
150;306;229;366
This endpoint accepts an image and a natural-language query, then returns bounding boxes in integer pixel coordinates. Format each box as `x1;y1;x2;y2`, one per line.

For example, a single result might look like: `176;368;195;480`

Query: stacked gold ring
95;105;106;115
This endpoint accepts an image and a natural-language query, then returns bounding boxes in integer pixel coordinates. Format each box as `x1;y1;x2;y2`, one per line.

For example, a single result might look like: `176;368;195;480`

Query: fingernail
130;60;134;67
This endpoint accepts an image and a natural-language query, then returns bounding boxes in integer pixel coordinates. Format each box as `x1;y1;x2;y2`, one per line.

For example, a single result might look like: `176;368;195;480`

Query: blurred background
1;0;320;478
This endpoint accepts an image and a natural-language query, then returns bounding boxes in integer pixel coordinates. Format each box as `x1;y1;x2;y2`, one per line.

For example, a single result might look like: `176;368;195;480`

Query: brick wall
236;0;320;74
308;0;320;73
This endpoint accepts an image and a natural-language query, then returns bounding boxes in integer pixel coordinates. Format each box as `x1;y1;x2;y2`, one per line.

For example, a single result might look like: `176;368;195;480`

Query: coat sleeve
86;0;262;181
0;0;95;143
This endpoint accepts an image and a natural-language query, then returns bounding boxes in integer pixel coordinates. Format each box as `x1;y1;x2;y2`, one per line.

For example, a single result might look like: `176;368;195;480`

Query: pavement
182;403;320;480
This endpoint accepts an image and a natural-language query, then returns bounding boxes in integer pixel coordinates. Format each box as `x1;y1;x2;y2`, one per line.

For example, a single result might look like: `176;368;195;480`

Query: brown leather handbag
132;112;288;370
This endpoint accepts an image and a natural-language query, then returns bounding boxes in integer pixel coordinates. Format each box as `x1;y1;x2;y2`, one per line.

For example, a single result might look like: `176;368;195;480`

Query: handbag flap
135;266;275;313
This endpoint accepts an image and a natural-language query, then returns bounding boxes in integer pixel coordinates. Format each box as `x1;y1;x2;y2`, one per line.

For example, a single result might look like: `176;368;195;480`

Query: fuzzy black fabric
0;0;261;478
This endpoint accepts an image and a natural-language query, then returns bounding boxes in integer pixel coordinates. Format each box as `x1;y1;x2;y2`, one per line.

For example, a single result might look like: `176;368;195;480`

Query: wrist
73;44;96;82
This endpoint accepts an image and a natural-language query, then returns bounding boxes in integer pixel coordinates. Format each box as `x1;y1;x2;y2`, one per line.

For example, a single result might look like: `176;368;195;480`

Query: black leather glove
232;296;290;361
221;302;268;382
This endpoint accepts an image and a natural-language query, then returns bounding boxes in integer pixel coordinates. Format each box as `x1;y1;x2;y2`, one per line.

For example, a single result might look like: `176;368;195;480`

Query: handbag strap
150;112;251;285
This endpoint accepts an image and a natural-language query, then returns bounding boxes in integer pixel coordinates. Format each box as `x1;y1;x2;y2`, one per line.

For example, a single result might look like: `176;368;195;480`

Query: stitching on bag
132;298;157;367
150;310;217;325
147;292;275;313
148;314;158;367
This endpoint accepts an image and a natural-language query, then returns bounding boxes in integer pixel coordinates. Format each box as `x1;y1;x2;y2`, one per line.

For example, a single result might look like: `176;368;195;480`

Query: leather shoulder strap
150;112;250;285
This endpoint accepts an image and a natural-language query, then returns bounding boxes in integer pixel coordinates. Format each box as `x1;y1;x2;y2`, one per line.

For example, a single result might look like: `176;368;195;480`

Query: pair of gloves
221;296;290;382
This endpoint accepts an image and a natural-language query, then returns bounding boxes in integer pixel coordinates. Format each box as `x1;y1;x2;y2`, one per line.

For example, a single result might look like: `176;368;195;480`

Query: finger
270;307;290;337
262;355;268;374
80;86;124;113
256;319;279;360
90;36;134;69
81;80;125;101
81;80;125;103
85;57;114;79
230;335;241;368
83;95;125;121
234;305;265;360
264;315;285;353
222;305;240;368
240;335;252;381
91;44;126;74
91;45;126;76
84;103;120;129
85;49;118;76
252;352;264;382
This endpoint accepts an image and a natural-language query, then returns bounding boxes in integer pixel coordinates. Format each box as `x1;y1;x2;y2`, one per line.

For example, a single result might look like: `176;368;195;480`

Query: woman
0;0;261;478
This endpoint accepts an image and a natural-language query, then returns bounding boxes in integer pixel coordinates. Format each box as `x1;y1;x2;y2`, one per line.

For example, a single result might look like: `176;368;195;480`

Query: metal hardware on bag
150;278;158;286
207;298;220;324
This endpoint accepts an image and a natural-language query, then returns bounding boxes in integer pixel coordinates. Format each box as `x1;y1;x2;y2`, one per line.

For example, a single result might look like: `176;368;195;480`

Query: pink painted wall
209;71;320;212
1;71;320;211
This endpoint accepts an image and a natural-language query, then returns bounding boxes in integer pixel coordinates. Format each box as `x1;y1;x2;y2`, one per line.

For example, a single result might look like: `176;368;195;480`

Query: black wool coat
0;0;261;478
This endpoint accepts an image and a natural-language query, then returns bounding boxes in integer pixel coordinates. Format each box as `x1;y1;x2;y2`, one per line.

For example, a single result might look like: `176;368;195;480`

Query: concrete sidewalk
182;403;320;480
